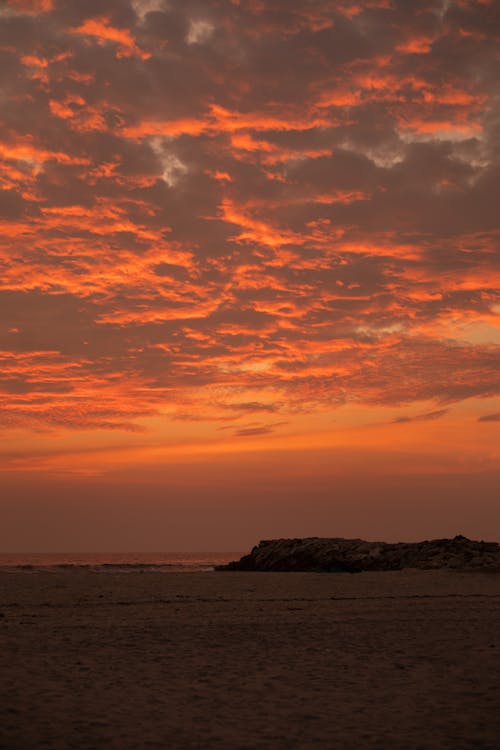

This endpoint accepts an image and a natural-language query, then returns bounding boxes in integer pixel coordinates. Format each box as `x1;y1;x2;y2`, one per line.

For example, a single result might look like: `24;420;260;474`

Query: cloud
0;0;498;433
186;19;214;46
392;409;450;425
225;402;280;414
478;413;500;423
69;17;151;60
3;0;53;14
234;421;287;438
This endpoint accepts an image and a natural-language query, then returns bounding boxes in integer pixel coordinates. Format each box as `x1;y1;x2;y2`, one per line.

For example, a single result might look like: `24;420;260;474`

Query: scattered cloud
234;422;287;438
392;409;450;425
0;0;498;433
478;413;500;423
186;19;214;46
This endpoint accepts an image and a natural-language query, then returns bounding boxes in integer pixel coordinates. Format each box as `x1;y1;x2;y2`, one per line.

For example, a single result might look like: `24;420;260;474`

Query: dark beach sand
1;569;499;750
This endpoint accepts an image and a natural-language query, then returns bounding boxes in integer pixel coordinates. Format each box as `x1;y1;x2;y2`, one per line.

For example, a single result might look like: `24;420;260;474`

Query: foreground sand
1;570;499;750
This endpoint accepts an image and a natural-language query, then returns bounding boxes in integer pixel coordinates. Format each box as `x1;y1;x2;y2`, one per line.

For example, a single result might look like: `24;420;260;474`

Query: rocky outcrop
217;535;500;572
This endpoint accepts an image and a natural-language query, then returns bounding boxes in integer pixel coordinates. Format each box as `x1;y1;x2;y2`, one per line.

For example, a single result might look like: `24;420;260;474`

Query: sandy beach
1;569;499;750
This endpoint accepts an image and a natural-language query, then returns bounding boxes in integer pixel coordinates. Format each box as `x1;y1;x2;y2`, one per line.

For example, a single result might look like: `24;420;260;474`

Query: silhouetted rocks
216;536;500;572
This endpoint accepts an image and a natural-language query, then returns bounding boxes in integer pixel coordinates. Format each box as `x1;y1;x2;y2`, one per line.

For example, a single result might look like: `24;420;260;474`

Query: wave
0;562;218;574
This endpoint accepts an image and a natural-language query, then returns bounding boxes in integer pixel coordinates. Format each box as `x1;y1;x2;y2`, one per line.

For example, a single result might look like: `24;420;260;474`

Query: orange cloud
397;117;482;137
21;55;49;69
396;36;437;55
336;0;391;18
219;199;304;248
0;138;90;167
5;0;53;12
49;95;108;133
123;104;332;140
70;17;151;60
0;0;498;455
230;132;332;165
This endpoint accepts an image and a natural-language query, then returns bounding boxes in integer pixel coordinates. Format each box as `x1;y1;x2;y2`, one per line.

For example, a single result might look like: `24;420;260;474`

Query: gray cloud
478;412;500;423
0;0;498;430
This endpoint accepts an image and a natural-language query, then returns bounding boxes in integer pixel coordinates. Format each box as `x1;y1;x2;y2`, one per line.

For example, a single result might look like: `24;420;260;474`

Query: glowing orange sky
0;0;499;550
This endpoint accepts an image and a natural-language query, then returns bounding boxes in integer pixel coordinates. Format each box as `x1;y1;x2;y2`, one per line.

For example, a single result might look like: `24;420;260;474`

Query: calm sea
0;552;240;573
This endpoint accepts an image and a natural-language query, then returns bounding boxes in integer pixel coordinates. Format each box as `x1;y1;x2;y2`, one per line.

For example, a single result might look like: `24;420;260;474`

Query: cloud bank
1;0;499;433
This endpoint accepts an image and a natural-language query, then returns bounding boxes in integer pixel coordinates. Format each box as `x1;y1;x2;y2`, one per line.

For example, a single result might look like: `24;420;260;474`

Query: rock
216;536;500;572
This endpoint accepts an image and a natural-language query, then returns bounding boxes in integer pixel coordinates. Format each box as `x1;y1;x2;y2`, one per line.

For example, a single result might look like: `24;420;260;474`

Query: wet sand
1;569;499;749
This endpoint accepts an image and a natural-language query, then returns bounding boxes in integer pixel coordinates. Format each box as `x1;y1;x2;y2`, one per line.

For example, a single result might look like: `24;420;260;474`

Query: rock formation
217;535;500;572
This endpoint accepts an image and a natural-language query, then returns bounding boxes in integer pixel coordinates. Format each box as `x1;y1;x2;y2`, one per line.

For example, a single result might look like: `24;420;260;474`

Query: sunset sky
1;0;499;551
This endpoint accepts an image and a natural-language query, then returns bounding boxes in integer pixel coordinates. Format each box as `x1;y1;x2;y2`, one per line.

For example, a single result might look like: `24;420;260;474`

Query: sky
1;0;499;552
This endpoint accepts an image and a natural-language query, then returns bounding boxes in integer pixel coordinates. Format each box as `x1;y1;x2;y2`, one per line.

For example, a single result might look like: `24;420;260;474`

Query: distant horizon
2;532;499;557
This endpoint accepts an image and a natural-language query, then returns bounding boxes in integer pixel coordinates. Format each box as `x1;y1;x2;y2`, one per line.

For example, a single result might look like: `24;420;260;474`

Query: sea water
0;552;239;573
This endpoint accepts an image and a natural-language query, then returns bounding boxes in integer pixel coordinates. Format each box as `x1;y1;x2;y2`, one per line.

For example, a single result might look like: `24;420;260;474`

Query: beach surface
1;569;499;750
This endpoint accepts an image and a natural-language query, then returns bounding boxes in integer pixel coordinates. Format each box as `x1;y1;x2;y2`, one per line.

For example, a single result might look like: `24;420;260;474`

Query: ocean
0;552;240;573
